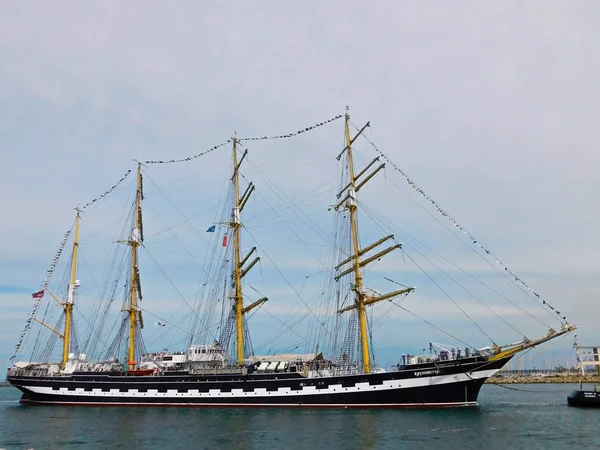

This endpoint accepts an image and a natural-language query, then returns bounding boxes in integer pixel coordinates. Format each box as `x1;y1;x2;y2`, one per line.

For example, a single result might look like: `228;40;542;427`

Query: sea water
0;383;598;449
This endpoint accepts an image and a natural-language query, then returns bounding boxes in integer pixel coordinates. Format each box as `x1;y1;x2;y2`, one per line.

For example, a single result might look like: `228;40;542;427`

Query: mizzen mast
231;137;267;365
30;210;81;369
335;108;414;373
61;209;80;368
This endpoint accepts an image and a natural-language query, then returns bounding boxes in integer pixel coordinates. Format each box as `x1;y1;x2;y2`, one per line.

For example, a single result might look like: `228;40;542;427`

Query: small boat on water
567;388;600;407
567;345;600;408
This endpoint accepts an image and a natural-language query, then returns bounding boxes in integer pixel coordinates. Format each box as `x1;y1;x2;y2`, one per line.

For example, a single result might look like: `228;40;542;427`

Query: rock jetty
486;374;600;384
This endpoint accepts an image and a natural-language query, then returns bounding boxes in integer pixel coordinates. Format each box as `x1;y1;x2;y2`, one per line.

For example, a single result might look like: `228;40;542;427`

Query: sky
1;1;599;372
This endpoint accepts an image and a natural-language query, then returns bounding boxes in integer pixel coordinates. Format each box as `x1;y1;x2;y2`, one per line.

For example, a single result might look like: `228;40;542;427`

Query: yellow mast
127;163;143;369
230;137;267;364
343;113;370;373
232;137;244;364
336;108;414;374
61;210;80;368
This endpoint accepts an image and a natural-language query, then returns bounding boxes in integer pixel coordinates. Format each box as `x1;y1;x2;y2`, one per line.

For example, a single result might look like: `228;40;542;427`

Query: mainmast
335;108;414;373
126;163;144;369
230;137;267;364
61;210;80;368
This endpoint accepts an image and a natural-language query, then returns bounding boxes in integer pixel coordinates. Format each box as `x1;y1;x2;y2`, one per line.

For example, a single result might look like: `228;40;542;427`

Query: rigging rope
357;199;531;337
390;299;474;348
486;347;546;393
358;131;569;325
402;251;496;343
360;200;554;330
489;383;545;393
243;227;338;344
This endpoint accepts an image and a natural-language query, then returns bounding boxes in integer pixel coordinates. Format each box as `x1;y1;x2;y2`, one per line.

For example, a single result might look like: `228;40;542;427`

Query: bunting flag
143;113;343;164
238;114;343;142
11;228;72;362
80;169;132;210
41;229;71;290
206;225;216;233
144;140;231;165
360;133;569;324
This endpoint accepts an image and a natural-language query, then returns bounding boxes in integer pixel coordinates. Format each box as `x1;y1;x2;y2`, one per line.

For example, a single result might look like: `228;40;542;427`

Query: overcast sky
1;1;599;369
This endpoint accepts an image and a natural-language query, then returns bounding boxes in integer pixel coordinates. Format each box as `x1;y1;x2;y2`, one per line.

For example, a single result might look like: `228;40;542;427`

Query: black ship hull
567;389;600;407
7;356;509;408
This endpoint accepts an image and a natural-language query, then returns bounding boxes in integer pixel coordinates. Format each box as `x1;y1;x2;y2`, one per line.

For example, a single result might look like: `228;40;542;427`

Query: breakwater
487;374;600;384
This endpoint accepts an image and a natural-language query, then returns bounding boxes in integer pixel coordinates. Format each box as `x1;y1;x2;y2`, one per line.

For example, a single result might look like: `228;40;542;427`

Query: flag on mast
206;225;216;232
32;290;44;299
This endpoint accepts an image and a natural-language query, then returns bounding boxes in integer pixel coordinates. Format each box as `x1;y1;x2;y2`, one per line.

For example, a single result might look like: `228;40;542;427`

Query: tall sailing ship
7;110;575;407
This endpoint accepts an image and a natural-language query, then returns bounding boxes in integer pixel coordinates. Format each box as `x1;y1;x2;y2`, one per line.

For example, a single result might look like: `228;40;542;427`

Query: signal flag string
144;113;343;165
238;114;343;141
11;228;72;362
144;140;231;165
358;131;570;325
80;169;133;210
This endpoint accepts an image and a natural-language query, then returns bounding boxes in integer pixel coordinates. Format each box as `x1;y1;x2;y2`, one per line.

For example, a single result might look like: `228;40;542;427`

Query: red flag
222;235;229;247
32;290;44;299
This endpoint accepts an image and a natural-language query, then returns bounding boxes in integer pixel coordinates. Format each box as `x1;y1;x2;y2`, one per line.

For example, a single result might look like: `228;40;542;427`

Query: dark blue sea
0;384;598;449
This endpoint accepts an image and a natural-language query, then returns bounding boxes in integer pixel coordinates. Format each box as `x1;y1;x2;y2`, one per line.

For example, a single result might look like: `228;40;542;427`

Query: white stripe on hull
18;368;499;401
20;400;478;408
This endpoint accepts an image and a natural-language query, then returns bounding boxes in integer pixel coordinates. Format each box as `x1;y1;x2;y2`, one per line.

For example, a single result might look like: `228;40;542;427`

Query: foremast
335;108;414;374
126;163;144;369
230;137;267;364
